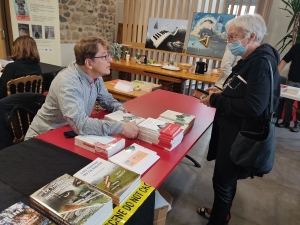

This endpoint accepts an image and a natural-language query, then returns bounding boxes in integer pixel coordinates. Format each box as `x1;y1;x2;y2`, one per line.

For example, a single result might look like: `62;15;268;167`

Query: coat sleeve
210;57;272;118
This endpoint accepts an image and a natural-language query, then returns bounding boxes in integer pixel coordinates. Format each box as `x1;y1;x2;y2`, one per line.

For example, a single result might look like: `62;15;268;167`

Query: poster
145;18;189;53
9;0;62;66
186;13;235;58
14;0;30;21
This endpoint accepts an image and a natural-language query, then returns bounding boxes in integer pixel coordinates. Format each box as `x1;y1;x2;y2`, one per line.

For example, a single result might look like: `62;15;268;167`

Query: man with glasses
25;36;138;140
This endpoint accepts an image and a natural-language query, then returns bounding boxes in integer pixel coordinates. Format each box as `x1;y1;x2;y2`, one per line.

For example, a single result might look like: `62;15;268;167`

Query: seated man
25;36;138;140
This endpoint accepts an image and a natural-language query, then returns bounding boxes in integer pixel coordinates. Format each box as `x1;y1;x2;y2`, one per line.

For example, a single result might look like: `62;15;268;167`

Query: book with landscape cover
109;143;160;175
159;110;195;125
73;158;140;206
0;202;55;225
30;174;112;225
157;117;190;133
104;110;145;124
75;135;125;159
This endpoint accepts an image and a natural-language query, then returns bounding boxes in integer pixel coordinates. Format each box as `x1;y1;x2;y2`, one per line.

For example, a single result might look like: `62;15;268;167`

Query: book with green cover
0;202;55;225
30;174;112;225
73;158;140;206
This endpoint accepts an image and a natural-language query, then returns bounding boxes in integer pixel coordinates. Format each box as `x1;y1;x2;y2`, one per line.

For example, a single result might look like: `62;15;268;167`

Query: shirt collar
74;63;98;85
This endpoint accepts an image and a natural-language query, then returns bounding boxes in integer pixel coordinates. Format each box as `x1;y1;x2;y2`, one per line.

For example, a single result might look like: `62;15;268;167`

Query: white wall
264;0;292;76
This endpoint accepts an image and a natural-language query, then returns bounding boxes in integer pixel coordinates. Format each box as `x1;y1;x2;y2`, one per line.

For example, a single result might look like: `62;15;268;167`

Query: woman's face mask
227;38;248;56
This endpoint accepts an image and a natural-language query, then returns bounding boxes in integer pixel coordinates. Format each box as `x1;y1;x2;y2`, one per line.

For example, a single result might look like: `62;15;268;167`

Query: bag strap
261;56;274;116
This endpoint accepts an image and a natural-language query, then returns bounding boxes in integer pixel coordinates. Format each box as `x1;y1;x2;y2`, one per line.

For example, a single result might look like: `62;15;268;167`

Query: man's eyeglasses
93;53;111;61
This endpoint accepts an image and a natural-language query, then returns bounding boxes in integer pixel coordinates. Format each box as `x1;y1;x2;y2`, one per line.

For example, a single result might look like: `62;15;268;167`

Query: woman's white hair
225;13;267;43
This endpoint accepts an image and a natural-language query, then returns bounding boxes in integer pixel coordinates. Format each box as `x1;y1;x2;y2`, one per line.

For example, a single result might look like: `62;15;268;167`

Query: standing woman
193;14;280;225
0;36;42;99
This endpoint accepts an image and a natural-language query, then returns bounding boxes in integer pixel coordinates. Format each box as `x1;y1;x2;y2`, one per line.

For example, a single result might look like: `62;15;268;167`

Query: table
110;60;218;93
281;86;300;101
37;90;216;188
104;79;149;101
0;138;155;225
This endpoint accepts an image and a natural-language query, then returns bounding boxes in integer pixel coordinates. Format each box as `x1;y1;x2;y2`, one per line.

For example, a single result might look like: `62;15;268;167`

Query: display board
9;0;61;66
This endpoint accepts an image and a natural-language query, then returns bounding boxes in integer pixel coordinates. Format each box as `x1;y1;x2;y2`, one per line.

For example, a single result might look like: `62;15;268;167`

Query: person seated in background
0;36;42;99
276;43;300;132
214;46;241;89
25;36;138;140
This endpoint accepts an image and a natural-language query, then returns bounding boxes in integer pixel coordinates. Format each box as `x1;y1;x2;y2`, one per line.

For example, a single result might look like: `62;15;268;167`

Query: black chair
0;93;45;150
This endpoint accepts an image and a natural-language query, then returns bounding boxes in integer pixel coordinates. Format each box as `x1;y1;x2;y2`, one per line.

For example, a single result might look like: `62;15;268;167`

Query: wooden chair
6;75;43;96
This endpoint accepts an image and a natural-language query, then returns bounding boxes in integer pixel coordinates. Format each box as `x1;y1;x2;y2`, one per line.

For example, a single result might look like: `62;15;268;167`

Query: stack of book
137;118;184;151
157;116;190;134
75;135;125;159
104;110;145;124
159;110;195;131
109;143;160;174
73;158;140;206
30;174;113;225
0;202;55;225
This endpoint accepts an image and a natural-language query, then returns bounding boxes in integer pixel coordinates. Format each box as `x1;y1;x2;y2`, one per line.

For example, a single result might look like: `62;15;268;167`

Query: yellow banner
103;181;155;225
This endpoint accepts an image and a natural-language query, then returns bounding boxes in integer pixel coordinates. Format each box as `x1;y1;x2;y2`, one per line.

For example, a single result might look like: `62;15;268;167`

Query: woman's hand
0;66;3;72
206;87;222;94
200;92;212;107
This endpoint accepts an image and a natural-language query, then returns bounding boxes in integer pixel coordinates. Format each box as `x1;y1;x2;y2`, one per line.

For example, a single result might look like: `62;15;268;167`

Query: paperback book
75;135;125;159
73;158;140;206
0;202;55;225
104;110;145;124
157;117;190;133
30;174;113;225
109;143;160;174
159;110;195;125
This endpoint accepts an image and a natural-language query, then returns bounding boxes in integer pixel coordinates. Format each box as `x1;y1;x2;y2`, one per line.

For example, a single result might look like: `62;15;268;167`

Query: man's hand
122;121;139;139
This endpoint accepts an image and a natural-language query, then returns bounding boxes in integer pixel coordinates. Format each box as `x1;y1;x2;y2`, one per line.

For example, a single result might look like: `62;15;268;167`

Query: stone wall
59;0;116;44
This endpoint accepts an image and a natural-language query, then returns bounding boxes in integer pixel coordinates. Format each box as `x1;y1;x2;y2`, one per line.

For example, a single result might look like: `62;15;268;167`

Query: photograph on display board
145;18;189;53
32;25;42;39
18;23;29;36
187;13;235;58
14;0;30;21
45;26;55;39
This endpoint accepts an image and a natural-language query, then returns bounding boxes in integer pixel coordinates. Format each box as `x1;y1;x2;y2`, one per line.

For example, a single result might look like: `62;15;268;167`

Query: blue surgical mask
227;39;248;56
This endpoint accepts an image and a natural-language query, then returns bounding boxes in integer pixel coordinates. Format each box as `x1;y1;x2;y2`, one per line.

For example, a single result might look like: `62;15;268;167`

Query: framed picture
145;18;189;53
186;13;235;58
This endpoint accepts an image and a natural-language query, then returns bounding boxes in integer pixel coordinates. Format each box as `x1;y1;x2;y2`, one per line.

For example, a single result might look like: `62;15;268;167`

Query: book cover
109;143;160;175
75;135;125;159
30;174;112;225
159;110;195;125
222;75;247;98
138;118;168;133
159;123;182;138
73;158;140;205
0;202;55;225
157;117;190;133
104;110;145;124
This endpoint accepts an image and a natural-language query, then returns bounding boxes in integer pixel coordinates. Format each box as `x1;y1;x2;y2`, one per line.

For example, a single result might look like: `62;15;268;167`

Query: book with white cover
73;158;140;205
159;110;195;125
104;110;145;124
75;135;125;159
138;118;168;133
109;143;160;175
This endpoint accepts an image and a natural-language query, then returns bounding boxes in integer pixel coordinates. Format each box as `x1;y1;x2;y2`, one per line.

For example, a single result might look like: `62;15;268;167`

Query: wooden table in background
104;79;149;101
110;60;218;93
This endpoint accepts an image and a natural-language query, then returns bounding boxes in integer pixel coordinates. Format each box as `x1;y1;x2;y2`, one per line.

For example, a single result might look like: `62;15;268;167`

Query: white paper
0;59;14;67
114;81;133;92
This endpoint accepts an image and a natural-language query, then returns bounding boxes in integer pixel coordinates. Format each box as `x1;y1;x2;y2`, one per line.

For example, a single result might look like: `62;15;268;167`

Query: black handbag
230;56;276;174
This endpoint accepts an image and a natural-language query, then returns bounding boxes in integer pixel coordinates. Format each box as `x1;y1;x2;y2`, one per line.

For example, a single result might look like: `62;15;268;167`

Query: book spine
75;139;96;153
30;198;71;225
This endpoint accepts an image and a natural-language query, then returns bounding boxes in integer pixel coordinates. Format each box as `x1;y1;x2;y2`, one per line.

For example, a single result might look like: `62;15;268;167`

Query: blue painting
187;13;235;58
145;18;189;53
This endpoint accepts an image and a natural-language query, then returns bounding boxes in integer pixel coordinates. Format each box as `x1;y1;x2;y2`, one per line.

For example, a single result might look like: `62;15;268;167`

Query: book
222;75;247;98
104;110;145;124
159;110;195;126
159;123;182;138
157;117;190;133
30;174;113;225
109;143;160;175
75;135;125;159
73;158;140;206
0;202;55;225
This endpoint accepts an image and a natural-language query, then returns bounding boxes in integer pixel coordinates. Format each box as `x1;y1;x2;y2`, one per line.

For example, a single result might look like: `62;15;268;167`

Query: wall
59;0;117;66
